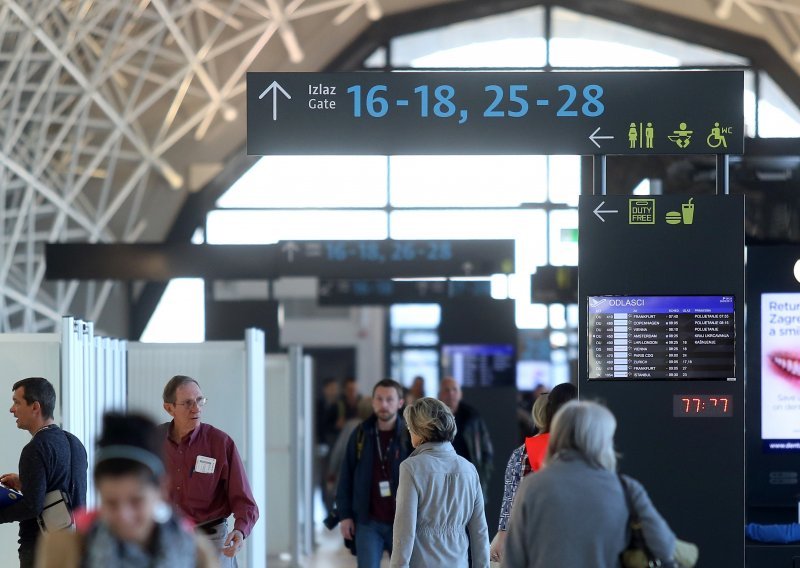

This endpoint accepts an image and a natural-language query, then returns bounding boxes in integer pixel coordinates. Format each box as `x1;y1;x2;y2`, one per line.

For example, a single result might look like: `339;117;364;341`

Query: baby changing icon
668;122;693;148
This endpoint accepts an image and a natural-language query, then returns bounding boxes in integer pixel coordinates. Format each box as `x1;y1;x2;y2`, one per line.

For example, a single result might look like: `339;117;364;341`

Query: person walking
503;401;677;567
438;377;494;500
35;412;218;568
391;397;489;568
336;379;412;567
0;377;88;568
159;375;258;568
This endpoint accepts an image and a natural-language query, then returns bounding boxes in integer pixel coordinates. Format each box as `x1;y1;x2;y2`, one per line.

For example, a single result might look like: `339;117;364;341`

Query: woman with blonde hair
390;397;489;568
503;400;677;567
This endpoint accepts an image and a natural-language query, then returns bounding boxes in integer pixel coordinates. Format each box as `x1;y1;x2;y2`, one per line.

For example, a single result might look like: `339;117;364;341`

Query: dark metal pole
716;154;730;195
593;155;607;196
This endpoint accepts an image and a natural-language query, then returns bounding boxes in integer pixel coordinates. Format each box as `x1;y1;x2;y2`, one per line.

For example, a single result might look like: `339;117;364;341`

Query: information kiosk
580;196;745;566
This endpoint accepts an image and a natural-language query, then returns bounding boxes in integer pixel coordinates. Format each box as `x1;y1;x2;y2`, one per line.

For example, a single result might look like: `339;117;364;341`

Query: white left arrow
589;126;614;148
259;81;291;121
593;201;619;222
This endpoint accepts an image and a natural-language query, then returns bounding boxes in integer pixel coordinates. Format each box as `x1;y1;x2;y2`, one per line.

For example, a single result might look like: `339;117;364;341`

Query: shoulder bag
37;431;76;533
618;473;663;568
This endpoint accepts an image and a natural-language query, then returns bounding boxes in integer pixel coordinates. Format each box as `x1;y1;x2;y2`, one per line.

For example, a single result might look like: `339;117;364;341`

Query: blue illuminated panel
588;295;735;380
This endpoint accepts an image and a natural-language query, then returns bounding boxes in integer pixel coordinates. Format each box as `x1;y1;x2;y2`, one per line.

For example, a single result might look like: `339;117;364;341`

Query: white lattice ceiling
0;0;798;334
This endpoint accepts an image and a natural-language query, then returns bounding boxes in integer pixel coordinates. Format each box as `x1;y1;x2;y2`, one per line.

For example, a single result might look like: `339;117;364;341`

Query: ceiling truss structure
0;0;382;333
1;0;800;334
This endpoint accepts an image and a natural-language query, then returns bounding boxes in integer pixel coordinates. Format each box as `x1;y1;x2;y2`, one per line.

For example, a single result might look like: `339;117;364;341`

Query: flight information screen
588;295;735;380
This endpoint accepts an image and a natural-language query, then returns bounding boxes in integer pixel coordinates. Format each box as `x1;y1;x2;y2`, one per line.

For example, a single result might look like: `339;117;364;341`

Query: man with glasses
159;375;258;567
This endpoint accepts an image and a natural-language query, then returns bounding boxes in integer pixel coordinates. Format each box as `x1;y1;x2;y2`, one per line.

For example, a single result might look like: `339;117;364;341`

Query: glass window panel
389;155;547;207
391;7;546;68
392;349;439;397
566;304;579;328
549;304;567;329
744;71;756;138
216;156;388;208
548;156;581;206
757;73;800;138
516;303;548;329
390;209;546;246
206;210;388;244
401;331;439;346
549;209;579;266
364;47;387;68
390;304;441;329
551;8;747;67
141;279;205;343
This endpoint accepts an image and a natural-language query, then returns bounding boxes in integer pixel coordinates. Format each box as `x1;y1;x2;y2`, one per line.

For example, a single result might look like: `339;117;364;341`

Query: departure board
588;295;735;380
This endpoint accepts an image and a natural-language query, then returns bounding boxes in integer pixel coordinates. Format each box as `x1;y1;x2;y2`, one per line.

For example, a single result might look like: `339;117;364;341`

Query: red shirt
161;422;259;537
524;433;550;473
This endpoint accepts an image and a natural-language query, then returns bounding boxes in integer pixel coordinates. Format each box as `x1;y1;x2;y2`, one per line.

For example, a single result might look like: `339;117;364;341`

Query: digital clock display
673;395;733;417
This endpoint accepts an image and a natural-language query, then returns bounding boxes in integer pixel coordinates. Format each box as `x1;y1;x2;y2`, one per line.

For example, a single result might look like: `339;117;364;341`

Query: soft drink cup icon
682;198;695;225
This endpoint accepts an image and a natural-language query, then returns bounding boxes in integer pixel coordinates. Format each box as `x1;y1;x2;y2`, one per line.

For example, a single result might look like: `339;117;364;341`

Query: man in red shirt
160;375;259;568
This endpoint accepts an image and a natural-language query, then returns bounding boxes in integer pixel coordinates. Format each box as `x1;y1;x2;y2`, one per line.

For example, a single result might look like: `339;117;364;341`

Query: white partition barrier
0;334;61;568
61;317;127;509
265;353;292;561
245;329;267;568
127;331;266;568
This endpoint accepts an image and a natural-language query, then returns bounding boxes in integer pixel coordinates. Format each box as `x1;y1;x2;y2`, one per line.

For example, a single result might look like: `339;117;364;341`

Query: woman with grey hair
390;397;489;568
502;400;677;568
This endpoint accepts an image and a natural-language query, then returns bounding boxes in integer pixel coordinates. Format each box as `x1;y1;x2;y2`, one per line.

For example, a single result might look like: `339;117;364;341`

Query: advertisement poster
761;293;800;451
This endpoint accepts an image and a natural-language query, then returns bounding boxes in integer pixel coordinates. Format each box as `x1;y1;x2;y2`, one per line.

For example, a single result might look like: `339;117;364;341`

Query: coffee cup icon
682;198;695;225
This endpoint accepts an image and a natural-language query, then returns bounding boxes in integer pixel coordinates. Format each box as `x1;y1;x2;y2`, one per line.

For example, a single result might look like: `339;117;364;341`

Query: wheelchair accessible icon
707;122;731;149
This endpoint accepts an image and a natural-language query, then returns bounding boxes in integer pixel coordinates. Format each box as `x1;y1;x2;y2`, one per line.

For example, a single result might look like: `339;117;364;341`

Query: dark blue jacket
336;414;411;524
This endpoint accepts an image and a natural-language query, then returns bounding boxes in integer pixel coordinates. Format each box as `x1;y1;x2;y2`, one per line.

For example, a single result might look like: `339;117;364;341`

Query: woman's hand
490;530;507;563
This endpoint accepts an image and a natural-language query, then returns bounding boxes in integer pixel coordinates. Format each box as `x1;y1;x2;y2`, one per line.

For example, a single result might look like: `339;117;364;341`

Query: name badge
379;480;391;498
195;455;216;474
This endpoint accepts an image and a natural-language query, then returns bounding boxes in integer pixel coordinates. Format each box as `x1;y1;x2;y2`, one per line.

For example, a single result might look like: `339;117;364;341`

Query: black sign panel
531;266;578;303
247;71;744;155
277;240;513;278
318;279;493;305
46;240;513;280
579;195;745;567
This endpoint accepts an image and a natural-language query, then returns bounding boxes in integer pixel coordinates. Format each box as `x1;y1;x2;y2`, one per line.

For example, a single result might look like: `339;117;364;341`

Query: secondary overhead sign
247;71;744;155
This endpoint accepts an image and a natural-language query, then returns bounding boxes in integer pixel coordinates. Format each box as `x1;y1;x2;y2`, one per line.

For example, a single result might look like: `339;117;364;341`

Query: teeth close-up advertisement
761;293;800;451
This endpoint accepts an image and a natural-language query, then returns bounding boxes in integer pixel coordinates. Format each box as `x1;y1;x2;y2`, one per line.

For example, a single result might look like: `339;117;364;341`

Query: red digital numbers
676;395;731;416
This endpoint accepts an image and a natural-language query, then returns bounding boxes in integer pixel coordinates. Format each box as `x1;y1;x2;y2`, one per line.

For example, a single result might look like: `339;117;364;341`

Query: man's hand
0;474;21;491
340;518;355;540
223;529;245;558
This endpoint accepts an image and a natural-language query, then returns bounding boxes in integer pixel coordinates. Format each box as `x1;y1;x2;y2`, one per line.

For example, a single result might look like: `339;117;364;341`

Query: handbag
618;474;663;568
37;431;76;533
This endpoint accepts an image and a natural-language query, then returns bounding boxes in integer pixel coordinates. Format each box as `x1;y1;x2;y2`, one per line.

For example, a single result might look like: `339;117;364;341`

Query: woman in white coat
390;397;489;568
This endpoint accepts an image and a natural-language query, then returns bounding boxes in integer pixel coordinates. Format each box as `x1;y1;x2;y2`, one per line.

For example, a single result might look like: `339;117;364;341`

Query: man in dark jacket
337;379;411;568
439;377;494;500
0;377;88;568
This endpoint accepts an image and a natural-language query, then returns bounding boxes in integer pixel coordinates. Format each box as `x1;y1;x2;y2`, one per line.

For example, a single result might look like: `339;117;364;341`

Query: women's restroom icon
628;122;654;149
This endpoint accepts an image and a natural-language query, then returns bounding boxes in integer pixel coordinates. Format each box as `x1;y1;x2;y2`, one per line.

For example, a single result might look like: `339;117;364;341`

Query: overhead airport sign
45;240;514;280
318;279;493;306
247;71;744;155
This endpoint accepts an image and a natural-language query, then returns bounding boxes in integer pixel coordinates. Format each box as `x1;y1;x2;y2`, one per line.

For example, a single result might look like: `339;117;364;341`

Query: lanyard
375;427;395;478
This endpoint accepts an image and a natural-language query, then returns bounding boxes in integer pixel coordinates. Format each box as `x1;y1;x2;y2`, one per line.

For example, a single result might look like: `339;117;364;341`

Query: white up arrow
593;201;619;222
259;81;291;121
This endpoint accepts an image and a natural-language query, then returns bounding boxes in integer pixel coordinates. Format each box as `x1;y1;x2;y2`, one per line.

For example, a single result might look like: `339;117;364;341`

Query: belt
196;517;226;535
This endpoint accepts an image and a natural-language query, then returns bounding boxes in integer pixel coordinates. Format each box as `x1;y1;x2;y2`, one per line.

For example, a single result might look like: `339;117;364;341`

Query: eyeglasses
172;396;207;409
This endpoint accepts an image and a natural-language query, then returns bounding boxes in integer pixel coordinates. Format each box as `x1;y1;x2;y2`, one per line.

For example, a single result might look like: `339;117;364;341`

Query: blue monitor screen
441;344;515;388
588;295;735;380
